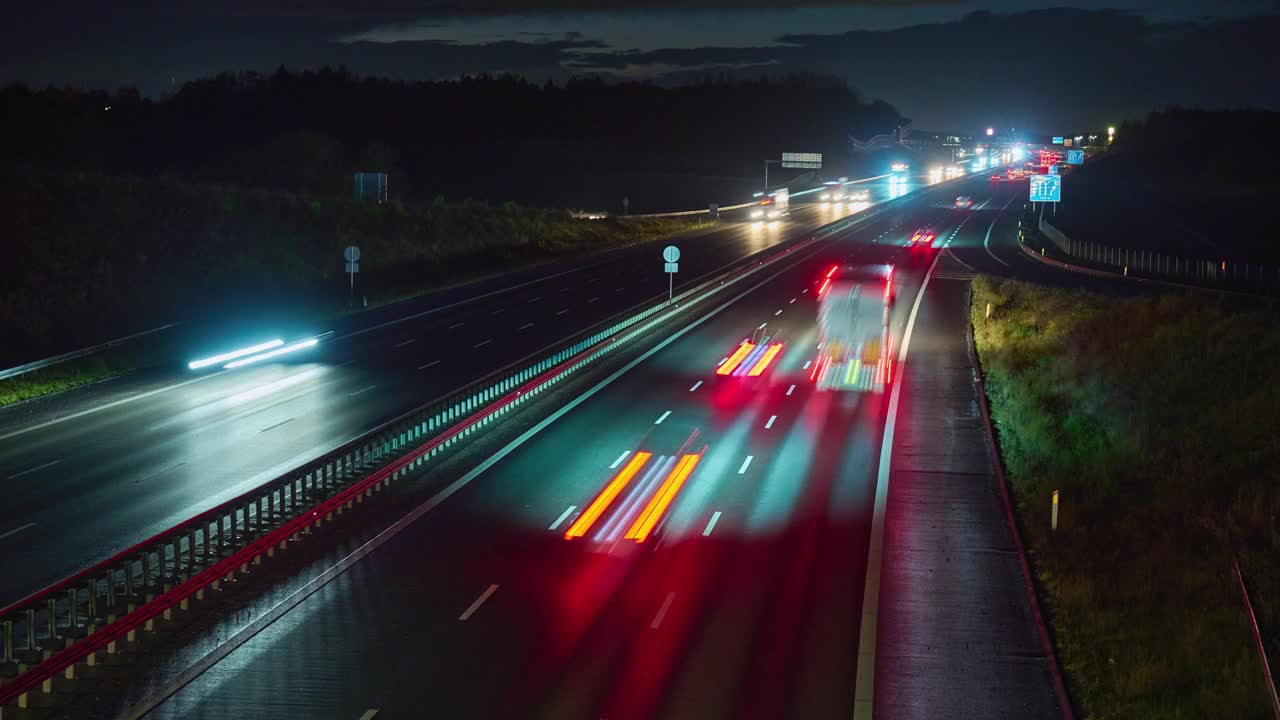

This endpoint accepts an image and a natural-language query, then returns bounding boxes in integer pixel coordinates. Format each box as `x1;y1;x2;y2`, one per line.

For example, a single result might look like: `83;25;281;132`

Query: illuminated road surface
149;182;982;720
0;180;927;607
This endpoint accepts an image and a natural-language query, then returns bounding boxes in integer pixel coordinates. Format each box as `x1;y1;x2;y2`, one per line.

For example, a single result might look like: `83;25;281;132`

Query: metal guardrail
0;324;180;382
0;182;941;711
1038;215;1280;293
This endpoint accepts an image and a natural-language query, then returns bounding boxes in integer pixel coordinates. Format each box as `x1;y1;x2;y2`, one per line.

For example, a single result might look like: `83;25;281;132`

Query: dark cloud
568;8;1280;130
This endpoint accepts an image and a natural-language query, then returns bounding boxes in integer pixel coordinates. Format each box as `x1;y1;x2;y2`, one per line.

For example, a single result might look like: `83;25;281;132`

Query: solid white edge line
983;193;1017;267
737;456;753;474
650;592;677;629
8;459;62;479
458;584;500;621
0;522;37;541
0;372;229;443
851;244;945;720
609;450;631;469
549;505;577;530
119;233;832;720
702;511;722;537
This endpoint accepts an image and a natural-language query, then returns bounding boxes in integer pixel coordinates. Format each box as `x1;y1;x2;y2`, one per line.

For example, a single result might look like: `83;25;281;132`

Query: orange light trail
716;342;756;375
746;343;784;376
624;453;702;542
564;452;652;539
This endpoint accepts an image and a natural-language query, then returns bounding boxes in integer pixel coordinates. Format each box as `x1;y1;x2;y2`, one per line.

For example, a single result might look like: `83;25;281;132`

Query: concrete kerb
965;283;1076;720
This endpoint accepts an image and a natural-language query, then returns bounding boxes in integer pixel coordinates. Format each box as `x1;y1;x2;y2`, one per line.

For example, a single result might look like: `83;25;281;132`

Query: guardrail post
87;579;98;623
2;619;12;662
106;570;116;610
25;609;35;653
124;560;134;598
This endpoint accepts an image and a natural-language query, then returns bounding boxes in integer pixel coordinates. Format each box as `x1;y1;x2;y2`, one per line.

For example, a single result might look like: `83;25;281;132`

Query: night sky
5;0;1278;132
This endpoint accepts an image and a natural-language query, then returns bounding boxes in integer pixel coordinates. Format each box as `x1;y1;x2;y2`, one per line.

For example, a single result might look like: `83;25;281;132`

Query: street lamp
986;127;994;137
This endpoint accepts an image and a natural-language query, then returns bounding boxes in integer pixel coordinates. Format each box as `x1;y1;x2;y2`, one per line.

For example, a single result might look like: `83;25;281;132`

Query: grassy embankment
0;169;712;406
971;276;1280;719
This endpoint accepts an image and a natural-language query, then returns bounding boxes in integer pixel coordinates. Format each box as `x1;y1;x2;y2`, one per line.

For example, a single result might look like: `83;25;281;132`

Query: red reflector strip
624;453;702;542
746;344;784;376
717;342;755;375
565;451;652;539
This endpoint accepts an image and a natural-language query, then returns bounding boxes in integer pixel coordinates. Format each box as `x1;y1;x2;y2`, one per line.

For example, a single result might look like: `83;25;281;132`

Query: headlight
819;193;829;201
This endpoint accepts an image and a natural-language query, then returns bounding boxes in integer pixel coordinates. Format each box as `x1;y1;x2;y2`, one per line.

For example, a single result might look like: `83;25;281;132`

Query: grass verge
970;275;1280;719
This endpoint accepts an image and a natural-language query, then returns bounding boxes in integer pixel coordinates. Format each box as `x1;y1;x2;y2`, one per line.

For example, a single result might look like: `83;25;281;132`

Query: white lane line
474;339;492;349
702;512;722;537
527;296;542;304
490;308;505;316
717;357;728;367
347;385;376;398
8;459;61;479
757;323;767;330
0;523;36;541
737;456;753;474
393;338;415;348
459;584;500;621
610;450;631;469
655;410;672;425
790;298;796;304
549;506;577;530
774;309;783;316
650;592;677;629
587;277;600;284
615;287;625;292
588;297;600;303
689;381;703;392
786;384;796;396
803;361;812;370
519;323;534;331
556;309;569;316
0;371;228;443
358;710;379;720
449;322;465;330
983;194;1017;267
764;415;777;429
418;360;440;371
852;244;945;720
800;288;807;293
560;287;572;293
259;418;295;434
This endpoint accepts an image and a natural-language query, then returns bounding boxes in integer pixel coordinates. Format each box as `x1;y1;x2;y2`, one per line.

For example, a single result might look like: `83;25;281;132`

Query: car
848;189;870;201
819;190;849;202
955;196;973;208
910;228;936;246
815;263;895;393
990;174;1004;182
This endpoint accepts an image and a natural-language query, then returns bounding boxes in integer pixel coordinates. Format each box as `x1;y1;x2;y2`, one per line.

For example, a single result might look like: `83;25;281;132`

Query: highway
0;179;920;608
142;175;1018;719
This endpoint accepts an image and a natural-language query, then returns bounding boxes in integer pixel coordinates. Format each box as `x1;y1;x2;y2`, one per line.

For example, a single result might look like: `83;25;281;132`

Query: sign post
662;245;680;302
343;245;361;306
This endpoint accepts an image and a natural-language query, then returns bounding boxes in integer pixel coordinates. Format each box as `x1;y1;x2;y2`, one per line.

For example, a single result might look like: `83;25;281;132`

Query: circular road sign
343;245;361;262
662;245;681;263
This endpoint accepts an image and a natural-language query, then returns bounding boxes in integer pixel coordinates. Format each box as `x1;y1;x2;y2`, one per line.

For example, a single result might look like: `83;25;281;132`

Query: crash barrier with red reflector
1036;215;1280;295
0;172;963;714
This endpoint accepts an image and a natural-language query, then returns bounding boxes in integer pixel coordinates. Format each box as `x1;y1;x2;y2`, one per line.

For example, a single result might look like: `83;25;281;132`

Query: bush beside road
971;275;1280;719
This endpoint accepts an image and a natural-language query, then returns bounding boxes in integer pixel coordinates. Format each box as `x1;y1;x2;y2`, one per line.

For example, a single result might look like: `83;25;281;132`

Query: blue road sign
1048;164;1059;175
1068;149;1084;164
1029;174;1062;203
1052;136;1064;144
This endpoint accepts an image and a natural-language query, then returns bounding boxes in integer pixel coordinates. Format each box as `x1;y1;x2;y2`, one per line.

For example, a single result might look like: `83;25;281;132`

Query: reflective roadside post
1052;489;1059;531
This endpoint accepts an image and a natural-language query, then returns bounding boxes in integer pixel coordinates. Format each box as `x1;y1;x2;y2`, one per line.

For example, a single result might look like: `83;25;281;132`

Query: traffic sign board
345;262;359;273
1048;164;1059;175
663;246;681;263
343;245;361;263
1052;136;1064;144
782;152;822;169
664;262;679;273
1067;150;1084;164
1029;174;1062;203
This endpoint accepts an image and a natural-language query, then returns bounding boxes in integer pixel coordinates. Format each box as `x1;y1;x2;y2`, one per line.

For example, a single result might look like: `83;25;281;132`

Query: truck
814;264;895;393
